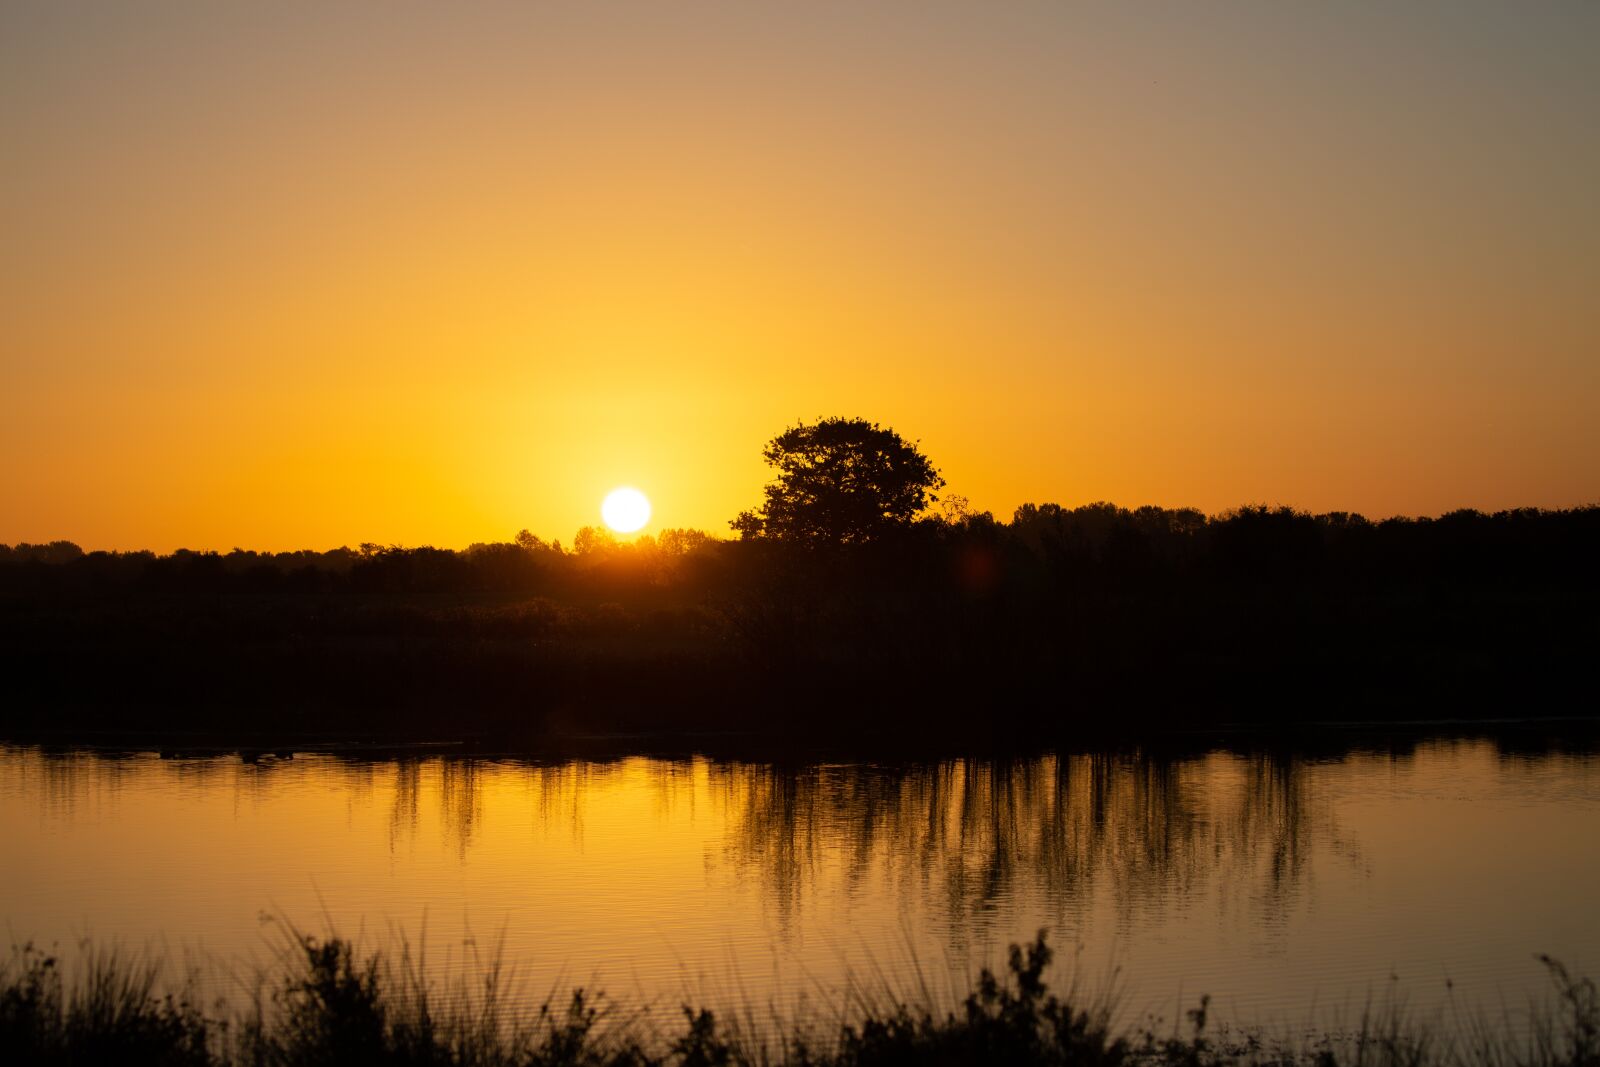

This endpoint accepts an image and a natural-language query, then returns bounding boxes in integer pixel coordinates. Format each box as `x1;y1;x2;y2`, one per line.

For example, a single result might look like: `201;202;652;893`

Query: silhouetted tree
732;418;944;546
3;540;84;565
572;525;617;556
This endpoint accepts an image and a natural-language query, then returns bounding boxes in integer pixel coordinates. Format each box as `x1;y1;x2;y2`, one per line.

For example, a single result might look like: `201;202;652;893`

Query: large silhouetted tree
731;418;944;545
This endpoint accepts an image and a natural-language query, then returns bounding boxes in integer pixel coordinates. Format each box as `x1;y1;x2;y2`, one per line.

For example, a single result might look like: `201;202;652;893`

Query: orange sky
3;4;1597;551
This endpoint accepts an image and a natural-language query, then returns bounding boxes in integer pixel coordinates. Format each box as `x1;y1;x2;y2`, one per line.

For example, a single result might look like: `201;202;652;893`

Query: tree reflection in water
9;746;1358;925
193;748;1352;934
699;752;1350;940
43;741;1594;944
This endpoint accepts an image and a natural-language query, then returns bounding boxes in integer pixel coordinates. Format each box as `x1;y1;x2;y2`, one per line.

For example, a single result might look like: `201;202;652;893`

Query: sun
601;487;651;534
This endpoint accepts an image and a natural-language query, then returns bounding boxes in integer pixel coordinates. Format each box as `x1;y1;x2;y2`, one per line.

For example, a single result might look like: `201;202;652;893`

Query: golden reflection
322;750;1359;936
8;748;1351;926
4;741;1596;1029
388;760;422;853
439;760;483;859
700;754;1348;934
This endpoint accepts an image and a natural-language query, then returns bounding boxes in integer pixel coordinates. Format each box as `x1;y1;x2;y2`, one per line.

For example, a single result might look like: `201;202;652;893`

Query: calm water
2;740;1597;1033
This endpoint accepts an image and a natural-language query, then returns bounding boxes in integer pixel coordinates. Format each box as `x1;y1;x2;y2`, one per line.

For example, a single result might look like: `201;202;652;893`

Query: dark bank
4;501;1597;746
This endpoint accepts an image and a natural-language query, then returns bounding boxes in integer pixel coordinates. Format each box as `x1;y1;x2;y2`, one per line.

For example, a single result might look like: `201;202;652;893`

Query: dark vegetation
3;419;1596;745
4;928;1597;1067
731;417;944;545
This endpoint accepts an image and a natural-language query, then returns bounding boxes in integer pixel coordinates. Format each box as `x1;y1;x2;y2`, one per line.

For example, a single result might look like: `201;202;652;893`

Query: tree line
2;500;1595;597
1;418;1595;741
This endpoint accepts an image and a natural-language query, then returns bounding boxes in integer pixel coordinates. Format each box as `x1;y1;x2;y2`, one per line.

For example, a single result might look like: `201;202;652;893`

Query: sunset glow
1;5;1596;551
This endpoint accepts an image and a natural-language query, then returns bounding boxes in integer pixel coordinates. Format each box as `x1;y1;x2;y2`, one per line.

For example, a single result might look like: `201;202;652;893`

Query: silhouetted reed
3;929;1596;1067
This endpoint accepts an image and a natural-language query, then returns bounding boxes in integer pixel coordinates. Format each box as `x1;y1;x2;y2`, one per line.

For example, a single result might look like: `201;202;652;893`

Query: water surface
2;739;1596;1032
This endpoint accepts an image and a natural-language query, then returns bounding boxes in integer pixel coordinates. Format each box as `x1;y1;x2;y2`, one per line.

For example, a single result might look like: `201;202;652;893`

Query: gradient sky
4;3;1597;551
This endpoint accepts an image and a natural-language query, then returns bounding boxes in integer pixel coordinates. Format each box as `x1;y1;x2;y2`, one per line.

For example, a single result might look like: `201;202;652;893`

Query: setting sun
600;487;651;534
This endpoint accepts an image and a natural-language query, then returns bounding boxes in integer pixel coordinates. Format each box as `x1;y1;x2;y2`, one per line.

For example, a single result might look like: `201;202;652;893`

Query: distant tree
6;541;84;565
732;417;944;546
657;528;715;556
572;526;617;556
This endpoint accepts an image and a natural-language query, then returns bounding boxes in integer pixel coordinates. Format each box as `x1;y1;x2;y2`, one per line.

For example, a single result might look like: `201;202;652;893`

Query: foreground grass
2;932;1595;1067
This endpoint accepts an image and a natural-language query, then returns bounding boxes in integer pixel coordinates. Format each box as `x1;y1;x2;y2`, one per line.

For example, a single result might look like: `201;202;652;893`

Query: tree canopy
732;417;944;546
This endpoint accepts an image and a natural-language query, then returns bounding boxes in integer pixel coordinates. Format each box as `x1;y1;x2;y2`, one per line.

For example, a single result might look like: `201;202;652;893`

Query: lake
2;737;1596;1037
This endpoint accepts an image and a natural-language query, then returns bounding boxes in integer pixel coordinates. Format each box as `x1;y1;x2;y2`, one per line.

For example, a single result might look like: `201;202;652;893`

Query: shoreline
4;714;1595;763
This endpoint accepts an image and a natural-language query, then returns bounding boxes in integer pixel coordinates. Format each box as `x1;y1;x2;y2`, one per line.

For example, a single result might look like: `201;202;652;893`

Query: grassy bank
3;931;1595;1067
